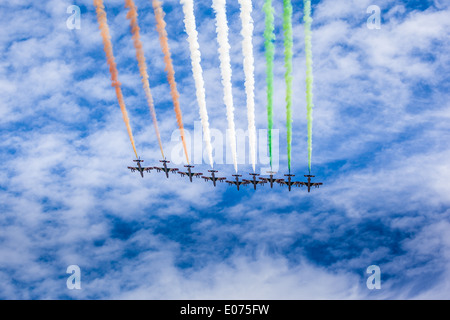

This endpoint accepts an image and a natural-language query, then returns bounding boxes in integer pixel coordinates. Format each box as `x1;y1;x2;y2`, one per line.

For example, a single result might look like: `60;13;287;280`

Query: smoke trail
180;0;214;167
94;0;138;159
304;0;313;172
283;0;293;171
211;0;238;173
263;0;275;168
238;0;257;172
151;0;190;163
124;0;164;159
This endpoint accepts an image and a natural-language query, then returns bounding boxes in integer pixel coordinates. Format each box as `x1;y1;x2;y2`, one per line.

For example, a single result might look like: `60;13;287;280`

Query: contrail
151;0;189;164
263;0;275;168
283;0;293;172
180;0;214;167
124;0;164;159
304;0;314;173
212;0;238;173
238;0;257;172
94;0;138;159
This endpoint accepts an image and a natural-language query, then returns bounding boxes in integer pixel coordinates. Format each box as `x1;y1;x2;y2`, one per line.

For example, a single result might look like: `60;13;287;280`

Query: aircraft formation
95;0;322;190
128;159;322;192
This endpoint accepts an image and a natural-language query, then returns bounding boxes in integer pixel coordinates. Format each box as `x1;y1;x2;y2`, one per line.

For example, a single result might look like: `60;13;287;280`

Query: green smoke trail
304;0;313;173
263;0;275;168
283;0;293;171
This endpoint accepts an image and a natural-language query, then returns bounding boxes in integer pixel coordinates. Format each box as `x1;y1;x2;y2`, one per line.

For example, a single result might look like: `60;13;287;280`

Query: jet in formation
259;171;279;188
278;173;298;192
153;160;178;178
127;161;323;192
244;173;265;190
202;170;226;187
127;158;152;178
226;174;248;191
298;175;323;192
178;165;203;182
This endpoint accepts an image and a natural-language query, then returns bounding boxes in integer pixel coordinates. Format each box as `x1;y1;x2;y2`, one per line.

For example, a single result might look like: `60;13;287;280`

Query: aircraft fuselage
210;172;218;187
233;175;245;191
306;176;312;192
265;175;276;188
235;176;240;191
187;167;193;182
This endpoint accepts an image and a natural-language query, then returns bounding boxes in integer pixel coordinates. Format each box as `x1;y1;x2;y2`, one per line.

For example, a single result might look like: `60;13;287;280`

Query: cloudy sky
1;0;449;299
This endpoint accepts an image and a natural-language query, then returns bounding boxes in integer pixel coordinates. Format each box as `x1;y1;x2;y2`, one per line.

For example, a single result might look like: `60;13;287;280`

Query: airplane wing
153;167;163;172
178;172;187;177
143;167;152;172
202;176;212;181
218;177;226;182
225;180;235;186
276;179;286;185
169;168;179;173
193;173;203;177
297;182;323;188
127;166;137;172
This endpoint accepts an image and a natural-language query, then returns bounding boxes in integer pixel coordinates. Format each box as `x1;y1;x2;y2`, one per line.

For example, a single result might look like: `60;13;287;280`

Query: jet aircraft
153;160;178;178
298;175;323;192
278;174;299;192
244;173;265;190
226;174;248;191
127;158;152;178
202;170;226;187
259;171;279;188
178;165;203;182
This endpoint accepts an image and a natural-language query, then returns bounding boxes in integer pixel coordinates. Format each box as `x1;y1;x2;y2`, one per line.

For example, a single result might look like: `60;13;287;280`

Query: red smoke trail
125;0;165;159
94;0;139;159
152;0;190;164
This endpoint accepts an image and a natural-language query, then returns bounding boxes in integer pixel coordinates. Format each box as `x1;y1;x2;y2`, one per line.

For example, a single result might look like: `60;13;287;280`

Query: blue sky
0;0;449;299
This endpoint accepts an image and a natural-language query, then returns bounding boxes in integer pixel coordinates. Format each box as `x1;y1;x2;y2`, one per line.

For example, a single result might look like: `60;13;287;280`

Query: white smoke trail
212;0;238;173
180;0;214;168
238;0;257;172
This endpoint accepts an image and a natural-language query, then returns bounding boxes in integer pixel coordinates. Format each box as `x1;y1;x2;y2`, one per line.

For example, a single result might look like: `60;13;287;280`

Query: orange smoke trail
125;0;165;159
152;0;189;164
94;0;138;159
